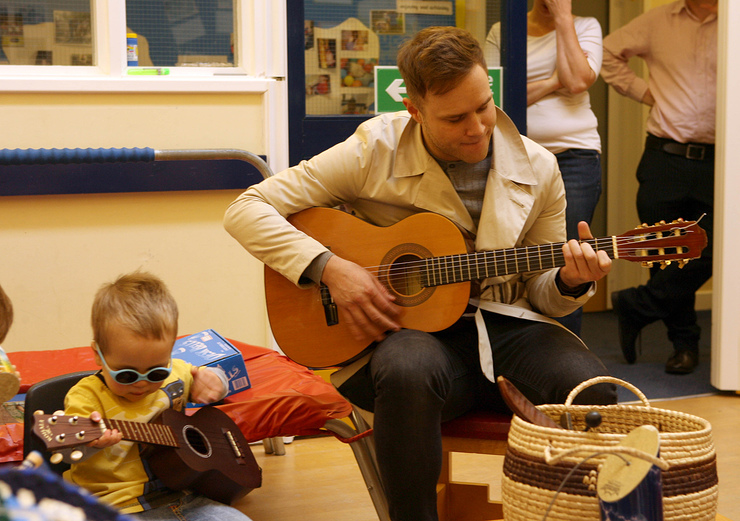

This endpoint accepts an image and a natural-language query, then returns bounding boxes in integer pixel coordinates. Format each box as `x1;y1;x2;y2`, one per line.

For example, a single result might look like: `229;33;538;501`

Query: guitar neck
107;418;179;448
424;237;614;287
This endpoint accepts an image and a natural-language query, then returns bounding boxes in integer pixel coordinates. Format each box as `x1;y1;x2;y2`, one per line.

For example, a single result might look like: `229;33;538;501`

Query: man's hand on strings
559;221;611;289
321;255;403;343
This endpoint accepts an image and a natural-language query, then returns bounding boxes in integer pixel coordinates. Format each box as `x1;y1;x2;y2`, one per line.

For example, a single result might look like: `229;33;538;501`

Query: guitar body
32;407;262;506
146;407;261;504
264;208;707;368
265;208;473;368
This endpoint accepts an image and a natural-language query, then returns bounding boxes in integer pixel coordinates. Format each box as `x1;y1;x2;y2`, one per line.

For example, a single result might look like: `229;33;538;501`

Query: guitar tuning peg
50;453;63;465
53;409;64;416
641;261;653;268
33;409;45;417
659;220;667;225
678;260;688;268
70;450;84;462
661;260;672;269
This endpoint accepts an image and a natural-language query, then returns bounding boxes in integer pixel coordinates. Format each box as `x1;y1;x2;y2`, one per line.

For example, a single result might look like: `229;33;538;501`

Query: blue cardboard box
172;329;251;399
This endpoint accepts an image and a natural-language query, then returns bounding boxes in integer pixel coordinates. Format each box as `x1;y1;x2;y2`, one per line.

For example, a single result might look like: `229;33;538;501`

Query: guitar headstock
615;219;707;268
32;412;105;451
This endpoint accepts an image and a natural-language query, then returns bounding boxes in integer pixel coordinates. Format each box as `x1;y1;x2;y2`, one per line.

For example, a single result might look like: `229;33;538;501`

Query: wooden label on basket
598;425;663;520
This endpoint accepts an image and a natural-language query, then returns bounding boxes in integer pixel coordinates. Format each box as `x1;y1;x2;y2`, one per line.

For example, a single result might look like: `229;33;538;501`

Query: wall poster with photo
370;10;404;34
306;74;331;95
53;10;92;45
317;37;336;68
341;93;373;115
340;57;376;88
340;29;368;51
305;20;315;50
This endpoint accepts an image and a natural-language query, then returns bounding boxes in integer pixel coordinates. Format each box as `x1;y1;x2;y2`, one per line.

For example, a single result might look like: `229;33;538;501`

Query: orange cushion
9;346;98;394
3;338;352;461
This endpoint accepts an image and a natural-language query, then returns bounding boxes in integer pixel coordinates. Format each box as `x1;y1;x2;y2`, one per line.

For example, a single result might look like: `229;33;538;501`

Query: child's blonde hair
92;271;178;352
0;284;12;344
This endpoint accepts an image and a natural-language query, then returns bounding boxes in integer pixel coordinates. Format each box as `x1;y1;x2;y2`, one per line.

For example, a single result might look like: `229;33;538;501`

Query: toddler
64;271;253;521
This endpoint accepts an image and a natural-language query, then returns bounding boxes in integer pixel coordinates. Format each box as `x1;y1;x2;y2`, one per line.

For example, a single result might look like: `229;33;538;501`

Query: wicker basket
501;376;718;521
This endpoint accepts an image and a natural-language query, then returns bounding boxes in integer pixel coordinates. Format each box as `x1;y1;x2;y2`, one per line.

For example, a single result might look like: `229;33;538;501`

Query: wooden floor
233;392;740;521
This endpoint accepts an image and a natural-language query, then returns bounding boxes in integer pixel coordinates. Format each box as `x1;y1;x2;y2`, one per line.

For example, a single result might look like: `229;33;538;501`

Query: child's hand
87;411;122;449
190;366;226;404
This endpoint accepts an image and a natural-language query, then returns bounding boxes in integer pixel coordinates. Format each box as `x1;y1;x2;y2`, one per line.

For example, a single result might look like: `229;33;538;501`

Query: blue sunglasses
94;342;172;385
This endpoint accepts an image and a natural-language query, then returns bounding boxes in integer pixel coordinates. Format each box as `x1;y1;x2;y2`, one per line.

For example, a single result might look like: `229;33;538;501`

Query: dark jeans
622;136;714;353
553;149;603;336
340;312;616;521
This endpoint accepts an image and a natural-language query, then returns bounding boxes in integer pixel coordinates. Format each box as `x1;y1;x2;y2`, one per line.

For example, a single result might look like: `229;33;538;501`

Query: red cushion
4;338;353;461
216;339;352;442
9;346;98;394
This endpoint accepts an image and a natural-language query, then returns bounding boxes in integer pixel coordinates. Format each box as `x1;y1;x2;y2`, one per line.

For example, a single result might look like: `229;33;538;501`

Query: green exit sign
374;66;503;114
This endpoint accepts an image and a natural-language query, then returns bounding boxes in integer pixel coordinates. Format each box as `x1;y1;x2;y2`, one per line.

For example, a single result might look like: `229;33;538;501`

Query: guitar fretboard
423;237;615;287
107;418;179;447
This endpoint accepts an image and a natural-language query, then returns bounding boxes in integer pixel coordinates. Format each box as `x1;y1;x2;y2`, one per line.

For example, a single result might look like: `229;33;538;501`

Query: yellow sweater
63;359;193;513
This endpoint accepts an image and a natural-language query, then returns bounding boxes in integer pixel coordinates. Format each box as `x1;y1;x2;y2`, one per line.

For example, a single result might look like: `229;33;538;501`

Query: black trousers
624;134;714;352
339;313;617;521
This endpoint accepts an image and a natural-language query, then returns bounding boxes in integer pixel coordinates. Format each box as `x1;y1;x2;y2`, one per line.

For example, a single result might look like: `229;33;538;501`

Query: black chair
23;371;96;474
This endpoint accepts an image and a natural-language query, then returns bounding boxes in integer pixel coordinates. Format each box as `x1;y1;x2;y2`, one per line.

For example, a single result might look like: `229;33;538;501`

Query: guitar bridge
224;429;246;464
319;284;339;326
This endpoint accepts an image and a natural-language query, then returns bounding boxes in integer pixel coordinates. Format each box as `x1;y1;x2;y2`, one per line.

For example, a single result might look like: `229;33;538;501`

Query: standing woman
485;0;603;335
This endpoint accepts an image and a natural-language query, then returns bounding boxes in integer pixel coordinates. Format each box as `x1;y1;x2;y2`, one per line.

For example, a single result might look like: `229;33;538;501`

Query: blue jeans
554;149;602;335
134;493;252;521
338;312;616;521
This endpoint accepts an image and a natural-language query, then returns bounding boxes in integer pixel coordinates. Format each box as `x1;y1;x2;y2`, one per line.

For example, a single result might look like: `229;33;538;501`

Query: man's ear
403;97;423;124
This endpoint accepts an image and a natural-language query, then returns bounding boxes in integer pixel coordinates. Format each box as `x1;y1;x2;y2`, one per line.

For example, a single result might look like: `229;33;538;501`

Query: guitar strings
353;233;701;283
107;419;247;452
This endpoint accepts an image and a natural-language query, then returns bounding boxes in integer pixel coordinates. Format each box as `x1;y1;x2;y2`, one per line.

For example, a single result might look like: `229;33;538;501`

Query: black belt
645;134;714;161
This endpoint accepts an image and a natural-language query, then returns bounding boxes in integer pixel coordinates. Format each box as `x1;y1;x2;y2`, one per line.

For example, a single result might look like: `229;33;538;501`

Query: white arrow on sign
385;78;407;102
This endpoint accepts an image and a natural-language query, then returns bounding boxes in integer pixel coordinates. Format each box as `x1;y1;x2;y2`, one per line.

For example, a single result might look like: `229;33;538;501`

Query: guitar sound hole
183;425;212;458
389;254;424;297
380;244;435;308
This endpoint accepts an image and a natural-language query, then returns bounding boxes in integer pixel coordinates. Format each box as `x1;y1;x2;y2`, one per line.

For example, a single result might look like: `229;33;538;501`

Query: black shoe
665;350;699;374
611;291;643;364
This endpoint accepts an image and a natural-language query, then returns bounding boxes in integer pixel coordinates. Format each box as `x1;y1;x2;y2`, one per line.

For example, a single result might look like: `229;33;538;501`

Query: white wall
0;0;290;354
0;91;278;352
711;0;740;390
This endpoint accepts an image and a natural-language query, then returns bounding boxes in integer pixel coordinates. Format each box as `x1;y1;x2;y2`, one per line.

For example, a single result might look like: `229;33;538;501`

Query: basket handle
565;376;650;407
545;444;669;470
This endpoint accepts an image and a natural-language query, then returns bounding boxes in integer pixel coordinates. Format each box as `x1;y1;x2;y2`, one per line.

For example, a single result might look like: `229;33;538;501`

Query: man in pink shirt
601;0;717;374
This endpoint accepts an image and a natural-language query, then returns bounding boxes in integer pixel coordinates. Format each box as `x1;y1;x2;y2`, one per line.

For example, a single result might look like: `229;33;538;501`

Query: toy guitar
32;406;262;504
265;207;707;368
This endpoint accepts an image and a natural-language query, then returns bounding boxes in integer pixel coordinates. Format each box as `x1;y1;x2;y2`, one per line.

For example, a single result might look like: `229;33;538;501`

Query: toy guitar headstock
32;411;106;463
615;219;707;268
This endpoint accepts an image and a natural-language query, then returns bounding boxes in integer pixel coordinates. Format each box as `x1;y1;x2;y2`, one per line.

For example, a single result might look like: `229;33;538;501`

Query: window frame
0;0;283;93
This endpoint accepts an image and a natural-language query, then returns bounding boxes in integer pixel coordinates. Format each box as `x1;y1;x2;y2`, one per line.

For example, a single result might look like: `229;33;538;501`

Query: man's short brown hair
0;284;12;344
397;26;487;105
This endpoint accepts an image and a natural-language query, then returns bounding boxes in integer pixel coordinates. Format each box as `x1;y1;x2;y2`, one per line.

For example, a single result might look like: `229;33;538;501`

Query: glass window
125;0;235;68
302;0;505;116
0;0;93;66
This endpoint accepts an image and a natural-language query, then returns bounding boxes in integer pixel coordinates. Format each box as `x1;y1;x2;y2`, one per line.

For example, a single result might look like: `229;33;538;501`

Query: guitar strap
470;298;588;384
330;297;590;392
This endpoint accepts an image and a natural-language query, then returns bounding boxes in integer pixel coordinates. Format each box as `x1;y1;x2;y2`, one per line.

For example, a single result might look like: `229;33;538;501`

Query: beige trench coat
224;107;593;381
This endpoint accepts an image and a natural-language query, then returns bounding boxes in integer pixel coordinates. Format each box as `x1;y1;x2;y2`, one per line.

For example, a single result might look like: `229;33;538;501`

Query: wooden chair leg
438;437;507;521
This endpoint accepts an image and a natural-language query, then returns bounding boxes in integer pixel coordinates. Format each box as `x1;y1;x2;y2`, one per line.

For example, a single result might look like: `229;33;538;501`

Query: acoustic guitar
265;207;707;368
32;406;262;505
